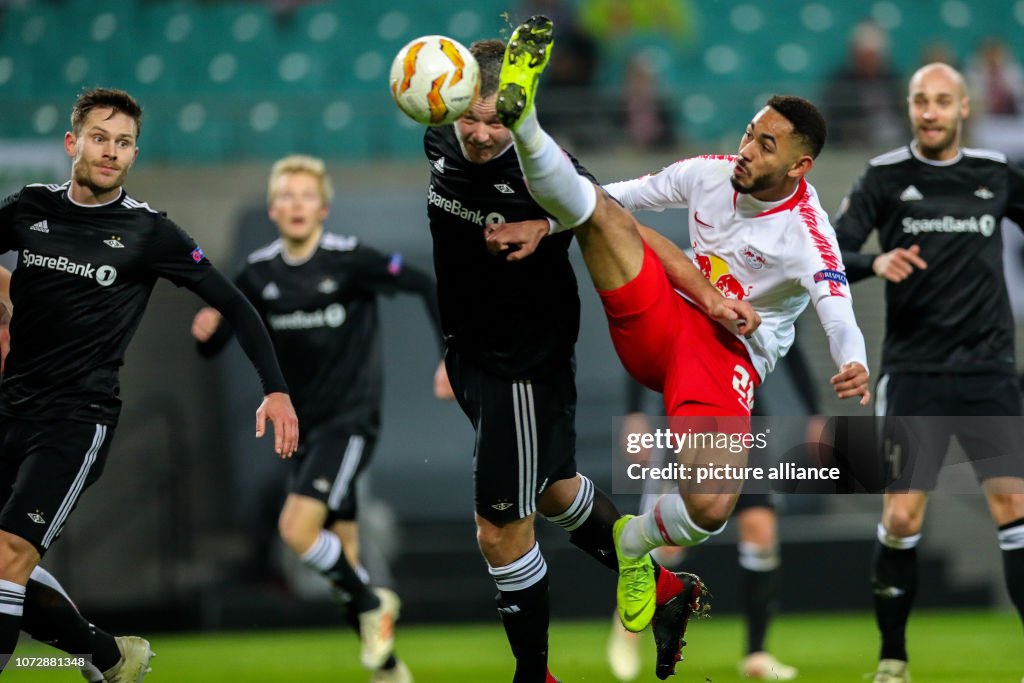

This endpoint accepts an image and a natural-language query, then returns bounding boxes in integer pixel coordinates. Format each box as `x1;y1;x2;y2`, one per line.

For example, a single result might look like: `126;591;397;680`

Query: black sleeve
353;247;444;354
1006;161;1024;230
192;268;288;395
834;168;883;283
194;268;256;358
144;217;216;286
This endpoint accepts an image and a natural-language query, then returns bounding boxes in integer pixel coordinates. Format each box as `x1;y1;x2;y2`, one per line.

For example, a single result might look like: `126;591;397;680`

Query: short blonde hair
267;154;335;206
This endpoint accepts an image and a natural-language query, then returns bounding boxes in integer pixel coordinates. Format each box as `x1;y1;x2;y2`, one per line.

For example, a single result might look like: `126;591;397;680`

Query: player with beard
835;62;1024;683
425;39;732;682
485;18;871;674
0;87;298;679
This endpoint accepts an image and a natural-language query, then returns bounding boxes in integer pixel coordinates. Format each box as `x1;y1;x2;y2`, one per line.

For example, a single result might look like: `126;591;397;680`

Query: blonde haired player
193;155;447;683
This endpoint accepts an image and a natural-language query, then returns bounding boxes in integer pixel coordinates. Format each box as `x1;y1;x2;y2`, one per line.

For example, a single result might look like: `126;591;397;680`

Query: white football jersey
606;155;859;379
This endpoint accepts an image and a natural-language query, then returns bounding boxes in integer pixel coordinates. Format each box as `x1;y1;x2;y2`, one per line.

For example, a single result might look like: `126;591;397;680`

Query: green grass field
6;610;1021;682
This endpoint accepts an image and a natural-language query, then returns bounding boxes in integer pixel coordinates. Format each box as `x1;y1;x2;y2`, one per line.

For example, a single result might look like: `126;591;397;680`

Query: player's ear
64;131;77;158
788;153;813;179
319;205;330;222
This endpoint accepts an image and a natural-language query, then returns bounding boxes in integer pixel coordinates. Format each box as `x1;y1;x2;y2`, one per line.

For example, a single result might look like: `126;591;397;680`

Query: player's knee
882;508;924;538
986;491;1024;524
588;188;629;232
277;513;319;554
0;531;39;582
475;515;531;558
686;497;732;532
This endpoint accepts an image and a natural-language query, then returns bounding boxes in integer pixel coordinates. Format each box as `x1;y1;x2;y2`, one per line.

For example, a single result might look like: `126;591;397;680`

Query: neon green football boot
613;515;656;633
496;15;555;129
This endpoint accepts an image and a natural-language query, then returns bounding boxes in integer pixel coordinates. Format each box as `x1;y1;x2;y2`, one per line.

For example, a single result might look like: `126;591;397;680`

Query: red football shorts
598;243;759;422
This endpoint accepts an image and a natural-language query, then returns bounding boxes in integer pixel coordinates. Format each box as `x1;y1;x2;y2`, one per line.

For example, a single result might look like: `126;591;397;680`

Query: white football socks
620;495;725;557
510;107;597;229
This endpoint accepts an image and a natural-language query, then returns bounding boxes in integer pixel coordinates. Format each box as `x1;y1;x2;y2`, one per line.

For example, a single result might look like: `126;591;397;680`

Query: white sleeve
814;295;869;373
604;157;701;212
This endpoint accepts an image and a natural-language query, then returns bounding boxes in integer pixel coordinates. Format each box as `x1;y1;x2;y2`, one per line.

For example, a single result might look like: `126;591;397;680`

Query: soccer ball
389;35;480;126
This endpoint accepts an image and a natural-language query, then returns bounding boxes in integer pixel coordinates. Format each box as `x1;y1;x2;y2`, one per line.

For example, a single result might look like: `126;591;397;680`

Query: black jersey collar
909;141;963;167
65;185;125;209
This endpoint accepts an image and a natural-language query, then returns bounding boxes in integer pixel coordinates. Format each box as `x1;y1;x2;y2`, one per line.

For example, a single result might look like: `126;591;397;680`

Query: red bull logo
693;252;752;300
740;244;766;270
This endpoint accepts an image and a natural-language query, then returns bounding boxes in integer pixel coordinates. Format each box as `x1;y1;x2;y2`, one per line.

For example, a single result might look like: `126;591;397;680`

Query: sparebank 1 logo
95;265;118;287
21;249;117;286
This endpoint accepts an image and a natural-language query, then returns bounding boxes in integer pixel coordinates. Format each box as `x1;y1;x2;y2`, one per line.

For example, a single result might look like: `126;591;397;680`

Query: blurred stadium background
2;0;1023;679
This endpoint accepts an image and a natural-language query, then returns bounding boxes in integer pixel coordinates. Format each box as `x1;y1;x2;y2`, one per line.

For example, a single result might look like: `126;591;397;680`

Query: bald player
836;62;1024;683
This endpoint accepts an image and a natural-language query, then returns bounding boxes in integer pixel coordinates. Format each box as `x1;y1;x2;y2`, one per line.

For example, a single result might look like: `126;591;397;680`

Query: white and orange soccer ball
389;35;480;126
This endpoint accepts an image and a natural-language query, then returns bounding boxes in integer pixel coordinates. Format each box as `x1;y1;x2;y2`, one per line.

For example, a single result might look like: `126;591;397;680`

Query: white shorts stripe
42;424;104;549
524;382;538;516
512;382;538;518
327;435;365;511
513;382;526;517
875;374;889;417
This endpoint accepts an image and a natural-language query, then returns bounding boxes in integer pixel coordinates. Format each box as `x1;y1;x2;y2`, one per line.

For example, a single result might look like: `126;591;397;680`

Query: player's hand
873;245;927;283
256;392;299;458
707;298;761;337
484;219;550;261
831;362;871;406
434;358;455;400
191;307;223;342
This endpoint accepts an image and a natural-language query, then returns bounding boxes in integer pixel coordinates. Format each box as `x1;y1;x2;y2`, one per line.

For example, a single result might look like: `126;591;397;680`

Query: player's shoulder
961;146;1008;165
247;238;284;264
868;145;913;168
12;180;69;208
674;154;737;172
320;232;360;253
22;180;71;196
786;181;836;243
119;191;163;216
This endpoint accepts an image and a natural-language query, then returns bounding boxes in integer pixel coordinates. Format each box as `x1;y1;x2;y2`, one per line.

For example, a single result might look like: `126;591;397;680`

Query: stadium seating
2;0;1022;161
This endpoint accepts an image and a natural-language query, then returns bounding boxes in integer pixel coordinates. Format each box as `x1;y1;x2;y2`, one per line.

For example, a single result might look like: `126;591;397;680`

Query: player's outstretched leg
496;15;554;130
496;15;598;233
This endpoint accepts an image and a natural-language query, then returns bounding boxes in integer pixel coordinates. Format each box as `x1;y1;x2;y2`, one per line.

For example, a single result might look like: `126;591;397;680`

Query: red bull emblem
740;244;766;270
693;251;752;300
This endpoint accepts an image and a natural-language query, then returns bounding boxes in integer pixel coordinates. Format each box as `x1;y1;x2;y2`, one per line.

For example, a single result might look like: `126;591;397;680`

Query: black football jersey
424;126;587;379
0;182;214;424
835;144;1024;374
231;234;425;432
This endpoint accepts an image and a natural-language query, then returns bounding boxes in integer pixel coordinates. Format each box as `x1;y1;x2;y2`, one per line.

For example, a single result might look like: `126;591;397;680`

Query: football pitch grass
7;610;1020;681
